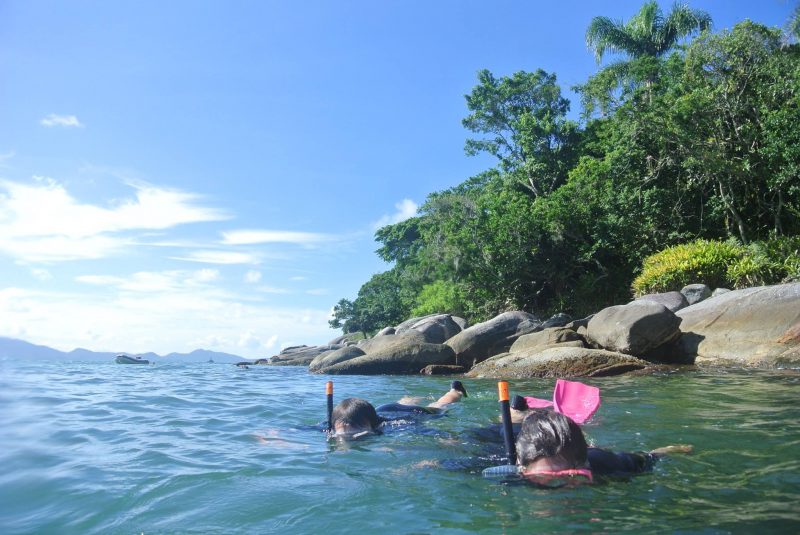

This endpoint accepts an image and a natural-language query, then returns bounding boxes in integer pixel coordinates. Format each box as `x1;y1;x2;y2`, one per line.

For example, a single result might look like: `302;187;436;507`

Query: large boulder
446;311;539;368
319;341;456;375
308;345;366;373
466;347;650;378
674;283;800;367
509;327;586;353
397;314;463;343
586;301;682;356
636;291;689;313
358;330;428;353
268;344;343;366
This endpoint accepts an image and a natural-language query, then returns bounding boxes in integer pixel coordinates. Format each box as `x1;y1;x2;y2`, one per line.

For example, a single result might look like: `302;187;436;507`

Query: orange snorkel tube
326;381;334;433
498;381;517;465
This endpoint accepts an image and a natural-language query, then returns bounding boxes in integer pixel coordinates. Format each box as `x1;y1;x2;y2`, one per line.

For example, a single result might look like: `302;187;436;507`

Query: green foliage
632;239;745;295
463;69;579;197
633;236;800;295
411;280;466;317
330;6;800;335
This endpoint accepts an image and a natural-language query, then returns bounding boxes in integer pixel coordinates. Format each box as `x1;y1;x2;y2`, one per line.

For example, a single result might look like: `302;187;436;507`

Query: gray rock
394;314;438;333
636;291;689;312
675;283;800;367
320;342;456;375
587;301;682;356
712;288;731;297
510;327;586;353
405;314;463;343
466;346;649;379
269;344;343;366
681;284;712;305
420;364;466;375
452;316;468;330
375;326;396;336
308;345;366;373
445;311;539;368
541;313;572;329
359;330;428;354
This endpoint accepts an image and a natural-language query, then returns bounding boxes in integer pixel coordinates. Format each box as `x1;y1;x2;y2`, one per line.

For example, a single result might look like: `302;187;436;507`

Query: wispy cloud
244;270;262;283
372;198;418;230
221;229;333;246
0;178;229;263
76;269;221;292
40;114;84;128
0;151;14;167
171;250;260;265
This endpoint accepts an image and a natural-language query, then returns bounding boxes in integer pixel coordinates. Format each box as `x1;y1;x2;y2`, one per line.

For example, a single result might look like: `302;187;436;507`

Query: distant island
0;336;252;364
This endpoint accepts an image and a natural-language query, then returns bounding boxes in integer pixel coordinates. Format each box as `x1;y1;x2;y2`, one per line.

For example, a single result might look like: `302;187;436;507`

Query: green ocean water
1;360;798;534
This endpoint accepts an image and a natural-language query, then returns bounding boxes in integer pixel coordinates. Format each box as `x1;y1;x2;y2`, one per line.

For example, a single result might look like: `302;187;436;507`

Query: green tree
462;69;579;198
580;1;711;115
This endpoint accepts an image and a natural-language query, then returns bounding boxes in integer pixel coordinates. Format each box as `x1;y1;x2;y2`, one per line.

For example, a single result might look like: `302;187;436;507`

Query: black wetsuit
587;448;657;476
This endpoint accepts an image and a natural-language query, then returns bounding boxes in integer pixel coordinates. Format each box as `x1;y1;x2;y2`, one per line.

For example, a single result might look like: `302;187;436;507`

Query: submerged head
331;397;382;438
515;409;588;472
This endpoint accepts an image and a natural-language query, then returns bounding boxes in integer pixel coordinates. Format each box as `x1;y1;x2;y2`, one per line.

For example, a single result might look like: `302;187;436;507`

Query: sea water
1;360;798;534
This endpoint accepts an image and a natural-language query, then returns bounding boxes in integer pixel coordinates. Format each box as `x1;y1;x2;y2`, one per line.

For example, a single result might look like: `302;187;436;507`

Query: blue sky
0;1;794;358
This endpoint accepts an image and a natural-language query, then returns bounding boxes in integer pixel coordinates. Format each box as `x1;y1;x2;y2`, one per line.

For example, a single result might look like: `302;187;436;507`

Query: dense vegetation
330;2;800;336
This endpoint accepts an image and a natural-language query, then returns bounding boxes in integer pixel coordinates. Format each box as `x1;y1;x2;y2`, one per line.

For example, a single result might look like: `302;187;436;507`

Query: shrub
632;236;800;296
632;239;745;296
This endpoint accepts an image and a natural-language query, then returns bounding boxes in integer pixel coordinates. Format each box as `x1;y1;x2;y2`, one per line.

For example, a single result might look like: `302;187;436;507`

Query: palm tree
585;1;711;91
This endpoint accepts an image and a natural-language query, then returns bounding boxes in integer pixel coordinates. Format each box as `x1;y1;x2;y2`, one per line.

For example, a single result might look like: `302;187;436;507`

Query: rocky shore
254;282;800;377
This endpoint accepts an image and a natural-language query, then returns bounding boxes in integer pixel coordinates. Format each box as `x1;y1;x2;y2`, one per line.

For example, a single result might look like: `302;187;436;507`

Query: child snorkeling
330;381;468;438
514;408;692;485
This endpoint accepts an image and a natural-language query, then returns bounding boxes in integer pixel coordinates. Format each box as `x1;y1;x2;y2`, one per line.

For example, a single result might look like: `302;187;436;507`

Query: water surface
1;360;798;533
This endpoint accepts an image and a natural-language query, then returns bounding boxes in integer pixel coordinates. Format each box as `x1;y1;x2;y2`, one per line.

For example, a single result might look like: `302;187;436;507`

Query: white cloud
31;268;53;281
373;198;418;229
0;286;337;358
256;285;290;294
77;269;221;293
244;270;262;283
289;275;307;281
40;114;84;128
221;229;332;246
305;288;329;295
0;178;229;263
172;250;260;265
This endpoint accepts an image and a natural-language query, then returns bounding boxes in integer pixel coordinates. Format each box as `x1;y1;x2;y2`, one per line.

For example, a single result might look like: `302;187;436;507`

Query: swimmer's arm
427;389;462;409
649;444;693;457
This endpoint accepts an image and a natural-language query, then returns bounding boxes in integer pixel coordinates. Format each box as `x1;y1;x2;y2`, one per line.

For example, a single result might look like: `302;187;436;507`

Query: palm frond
586;16;641;63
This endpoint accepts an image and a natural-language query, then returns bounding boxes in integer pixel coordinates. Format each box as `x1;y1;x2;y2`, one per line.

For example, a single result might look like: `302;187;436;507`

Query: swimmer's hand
650;444;693;456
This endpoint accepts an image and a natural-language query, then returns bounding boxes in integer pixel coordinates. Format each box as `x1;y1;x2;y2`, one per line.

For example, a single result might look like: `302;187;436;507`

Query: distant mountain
0;336;252;363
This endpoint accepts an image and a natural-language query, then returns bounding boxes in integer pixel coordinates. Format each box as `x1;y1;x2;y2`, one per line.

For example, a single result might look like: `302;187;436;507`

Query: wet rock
269;344;343;366
466;347;649;379
420;364;466;375
446;311;539;368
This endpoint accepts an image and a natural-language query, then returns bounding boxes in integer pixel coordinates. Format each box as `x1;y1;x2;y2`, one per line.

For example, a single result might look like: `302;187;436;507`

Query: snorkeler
330;380;468;438
510;408;692;485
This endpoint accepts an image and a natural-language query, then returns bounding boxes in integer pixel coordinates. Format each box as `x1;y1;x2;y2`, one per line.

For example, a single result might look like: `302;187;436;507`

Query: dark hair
515;409;588;467
331;398;382;432
511;394;528;411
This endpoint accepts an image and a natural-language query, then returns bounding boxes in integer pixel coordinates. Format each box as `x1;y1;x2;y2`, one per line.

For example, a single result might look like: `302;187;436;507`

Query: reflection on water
0;360;798;533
